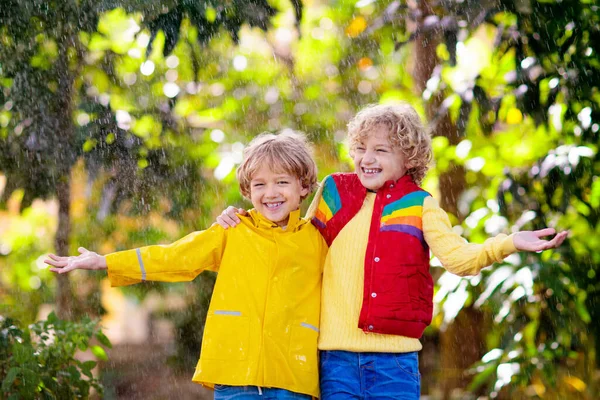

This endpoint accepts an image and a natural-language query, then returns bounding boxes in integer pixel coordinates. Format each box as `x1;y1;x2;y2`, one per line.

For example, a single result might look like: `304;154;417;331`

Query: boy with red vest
217;103;567;399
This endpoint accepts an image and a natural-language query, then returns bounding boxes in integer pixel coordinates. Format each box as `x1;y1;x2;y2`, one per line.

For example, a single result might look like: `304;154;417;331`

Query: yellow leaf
506;108;523;124
346;17;367;38
529;375;546;396
563;376;586;392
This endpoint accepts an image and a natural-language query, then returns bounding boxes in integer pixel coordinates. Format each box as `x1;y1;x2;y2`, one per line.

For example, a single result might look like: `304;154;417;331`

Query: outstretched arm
46;226;227;286
45;247;106;274
424;197;568;276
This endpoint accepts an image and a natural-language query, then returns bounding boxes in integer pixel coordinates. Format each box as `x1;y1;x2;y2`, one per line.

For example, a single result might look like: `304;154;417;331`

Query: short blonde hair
237;131;318;201
347;103;432;184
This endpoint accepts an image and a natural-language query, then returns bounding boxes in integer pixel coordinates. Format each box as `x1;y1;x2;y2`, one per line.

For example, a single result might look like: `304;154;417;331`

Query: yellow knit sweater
311;192;517;353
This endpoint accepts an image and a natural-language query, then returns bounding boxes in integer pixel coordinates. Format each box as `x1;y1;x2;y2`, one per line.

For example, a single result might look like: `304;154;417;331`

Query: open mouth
362;167;382;175
264;201;284;209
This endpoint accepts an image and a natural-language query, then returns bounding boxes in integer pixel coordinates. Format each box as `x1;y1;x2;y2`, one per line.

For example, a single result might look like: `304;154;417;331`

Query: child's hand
44;247;107;274
216;207;247;229
513;228;568;252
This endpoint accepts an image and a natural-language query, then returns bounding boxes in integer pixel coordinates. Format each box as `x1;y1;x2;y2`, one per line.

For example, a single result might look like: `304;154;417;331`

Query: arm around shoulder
304;175;328;220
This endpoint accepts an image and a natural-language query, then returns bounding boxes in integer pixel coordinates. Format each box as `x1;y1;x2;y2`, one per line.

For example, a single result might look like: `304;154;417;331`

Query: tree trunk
55;177;73;320
54;35;78;320
412;0;466;218
409;1;483;398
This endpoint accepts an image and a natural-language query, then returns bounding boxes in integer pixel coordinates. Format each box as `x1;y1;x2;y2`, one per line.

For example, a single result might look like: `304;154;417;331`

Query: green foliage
0;312;111;399
0;206;55;324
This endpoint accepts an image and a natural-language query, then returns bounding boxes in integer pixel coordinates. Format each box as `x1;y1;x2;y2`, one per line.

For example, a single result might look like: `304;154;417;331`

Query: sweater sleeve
422;196;517;276
105;224;226;287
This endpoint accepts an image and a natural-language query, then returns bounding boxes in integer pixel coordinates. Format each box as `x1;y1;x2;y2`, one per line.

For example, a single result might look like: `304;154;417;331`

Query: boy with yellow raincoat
46;132;328;399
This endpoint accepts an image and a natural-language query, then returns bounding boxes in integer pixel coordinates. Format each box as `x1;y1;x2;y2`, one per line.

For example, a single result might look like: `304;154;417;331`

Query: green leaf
467;364;496;392
46;312;58;324
96;331;112;348
81;360;97;378
91;345;108;361
1;367;20;392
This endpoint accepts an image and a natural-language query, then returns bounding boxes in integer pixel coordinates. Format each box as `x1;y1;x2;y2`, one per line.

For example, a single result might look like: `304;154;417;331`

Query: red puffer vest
312;173;433;339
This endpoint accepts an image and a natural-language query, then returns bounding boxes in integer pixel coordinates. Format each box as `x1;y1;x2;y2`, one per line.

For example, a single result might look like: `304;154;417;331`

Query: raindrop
210;83;225;97
233;55;247;71
357;80;372;94
165;70;178;82
520;57;536;69
264;87;279;104
455;140;472;159
355;0;376;7
163;83;180;98
166;55;179;69
320;17;333;30
0;243;11;255
116;110;132;130
128;48;142;59
140;60;155;76
465;157;485;172
77;113;90;126
210;129;225;143
123;73;137;85
294;103;308;115
214;156;235;180
137;33;150;47
325;65;339;77
275;28;293;45
186;82;200;94
29;276;42;290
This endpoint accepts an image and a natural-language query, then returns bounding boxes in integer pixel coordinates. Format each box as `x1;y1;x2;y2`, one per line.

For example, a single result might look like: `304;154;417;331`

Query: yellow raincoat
105;209;327;397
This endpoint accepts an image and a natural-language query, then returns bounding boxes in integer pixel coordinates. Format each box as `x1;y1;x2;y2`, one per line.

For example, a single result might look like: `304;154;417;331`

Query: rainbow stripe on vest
380;190;429;247
313;176;341;229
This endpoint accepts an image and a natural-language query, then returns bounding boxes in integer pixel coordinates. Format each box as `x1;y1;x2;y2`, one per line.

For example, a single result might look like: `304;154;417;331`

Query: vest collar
381;174;414;191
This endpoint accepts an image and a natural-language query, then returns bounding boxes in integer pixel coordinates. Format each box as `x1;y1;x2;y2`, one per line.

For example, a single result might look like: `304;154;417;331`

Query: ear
300;184;310;198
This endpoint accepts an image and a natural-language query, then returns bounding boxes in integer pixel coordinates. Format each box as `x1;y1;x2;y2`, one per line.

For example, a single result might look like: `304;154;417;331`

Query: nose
362;149;376;164
264;183;278;197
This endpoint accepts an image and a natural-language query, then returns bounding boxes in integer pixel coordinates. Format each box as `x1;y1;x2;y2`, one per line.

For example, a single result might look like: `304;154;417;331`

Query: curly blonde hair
347;103;432;184
237;131;318;201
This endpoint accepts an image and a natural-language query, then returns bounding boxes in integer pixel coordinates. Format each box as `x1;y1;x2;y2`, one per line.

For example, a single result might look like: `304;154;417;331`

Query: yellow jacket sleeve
423;196;517;276
105;224;226;287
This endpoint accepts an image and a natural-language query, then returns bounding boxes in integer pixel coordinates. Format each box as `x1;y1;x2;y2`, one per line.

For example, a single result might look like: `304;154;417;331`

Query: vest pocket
289;322;319;372
377;266;418;306
201;311;249;360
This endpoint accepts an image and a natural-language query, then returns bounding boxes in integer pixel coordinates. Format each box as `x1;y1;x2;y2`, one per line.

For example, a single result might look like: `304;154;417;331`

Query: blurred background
0;0;598;398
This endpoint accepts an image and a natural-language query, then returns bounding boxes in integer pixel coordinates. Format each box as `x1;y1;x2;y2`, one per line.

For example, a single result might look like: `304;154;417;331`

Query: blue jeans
213;385;312;399
319;350;421;399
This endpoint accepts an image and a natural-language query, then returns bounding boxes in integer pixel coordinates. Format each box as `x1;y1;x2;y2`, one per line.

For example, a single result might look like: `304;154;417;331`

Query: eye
377;149;388;153
277;180;290;185
252;183;264;188
356;146;366;152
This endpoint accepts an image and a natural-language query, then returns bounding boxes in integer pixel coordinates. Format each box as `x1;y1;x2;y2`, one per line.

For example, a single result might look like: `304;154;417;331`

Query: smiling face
352;124;410;191
249;165;309;227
